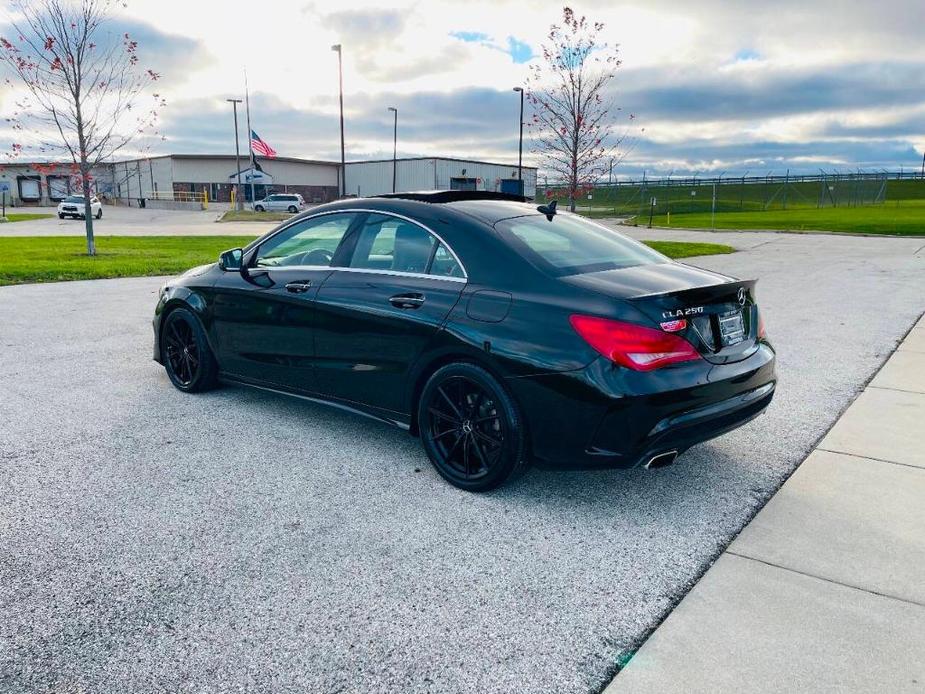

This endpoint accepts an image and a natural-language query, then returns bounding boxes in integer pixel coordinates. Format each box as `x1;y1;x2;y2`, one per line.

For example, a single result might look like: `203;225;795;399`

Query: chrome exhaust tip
644;450;678;470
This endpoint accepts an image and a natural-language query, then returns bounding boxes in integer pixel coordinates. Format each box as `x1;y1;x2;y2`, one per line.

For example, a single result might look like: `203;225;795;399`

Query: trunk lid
564;262;761;365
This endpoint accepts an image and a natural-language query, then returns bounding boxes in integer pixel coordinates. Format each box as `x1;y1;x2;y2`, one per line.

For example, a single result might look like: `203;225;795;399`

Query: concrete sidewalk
607;313;925;694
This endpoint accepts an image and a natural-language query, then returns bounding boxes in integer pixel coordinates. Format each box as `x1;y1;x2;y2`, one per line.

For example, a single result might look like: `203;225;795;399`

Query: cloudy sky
3;0;925;178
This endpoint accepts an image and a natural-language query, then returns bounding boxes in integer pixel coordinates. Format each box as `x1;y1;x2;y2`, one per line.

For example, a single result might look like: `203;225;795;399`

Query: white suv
58;195;103;220
253;193;304;213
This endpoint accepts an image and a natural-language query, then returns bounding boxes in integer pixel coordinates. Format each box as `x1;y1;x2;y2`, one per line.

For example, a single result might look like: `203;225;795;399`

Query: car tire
95;208;102;219
79;214;85;219
287;205;298;213
58;213;65;219
160;307;219;393
254;205;265;212
418;362;528;492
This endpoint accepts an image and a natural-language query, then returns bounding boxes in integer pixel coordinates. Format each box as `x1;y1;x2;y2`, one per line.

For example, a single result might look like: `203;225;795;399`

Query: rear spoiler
629;279;757;321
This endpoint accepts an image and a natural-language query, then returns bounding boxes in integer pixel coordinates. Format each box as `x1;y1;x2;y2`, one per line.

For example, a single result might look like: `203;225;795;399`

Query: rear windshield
62;195;84;203
495;213;667;276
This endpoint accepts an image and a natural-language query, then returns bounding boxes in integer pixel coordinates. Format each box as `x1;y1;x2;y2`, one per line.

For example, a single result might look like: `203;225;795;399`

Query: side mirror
218;247;243;271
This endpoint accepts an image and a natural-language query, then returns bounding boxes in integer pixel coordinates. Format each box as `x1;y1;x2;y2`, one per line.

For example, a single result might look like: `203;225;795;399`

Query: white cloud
2;0;924;174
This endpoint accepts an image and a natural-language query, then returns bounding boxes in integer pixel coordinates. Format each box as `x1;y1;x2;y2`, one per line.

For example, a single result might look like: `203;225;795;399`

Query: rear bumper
611;380;774;468
506;341;776;469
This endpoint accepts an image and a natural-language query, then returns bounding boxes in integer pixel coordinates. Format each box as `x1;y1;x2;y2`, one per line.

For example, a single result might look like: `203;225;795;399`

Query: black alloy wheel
161;308;218;392
419;363;526;492
96;208;103;219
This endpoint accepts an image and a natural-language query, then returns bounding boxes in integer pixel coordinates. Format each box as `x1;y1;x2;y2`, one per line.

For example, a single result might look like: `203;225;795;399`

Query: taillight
757;310;767;338
569;315;701;371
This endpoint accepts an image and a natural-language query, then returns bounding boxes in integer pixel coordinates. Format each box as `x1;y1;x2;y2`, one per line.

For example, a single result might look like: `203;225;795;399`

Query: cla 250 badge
662;306;704;319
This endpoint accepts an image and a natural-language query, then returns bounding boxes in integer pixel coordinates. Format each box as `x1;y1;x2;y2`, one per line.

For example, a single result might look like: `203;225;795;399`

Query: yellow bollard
202;189;209;210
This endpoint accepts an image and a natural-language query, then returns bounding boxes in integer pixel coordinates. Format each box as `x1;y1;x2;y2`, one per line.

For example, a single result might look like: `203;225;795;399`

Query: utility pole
921;151;924;179
227;98;244;210
711;182;717;230
387;106;398;194
244;70;257;206
513;87;524;193
782;168;790;210
332;44;346;198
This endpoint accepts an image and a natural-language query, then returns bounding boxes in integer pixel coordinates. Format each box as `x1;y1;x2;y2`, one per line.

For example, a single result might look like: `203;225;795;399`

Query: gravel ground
1;228;922;693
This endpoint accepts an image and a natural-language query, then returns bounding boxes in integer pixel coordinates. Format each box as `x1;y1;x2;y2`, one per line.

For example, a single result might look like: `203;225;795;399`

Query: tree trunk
81;158;95;256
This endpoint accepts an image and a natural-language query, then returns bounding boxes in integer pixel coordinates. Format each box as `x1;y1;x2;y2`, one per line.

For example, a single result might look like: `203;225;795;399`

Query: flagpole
244;68;257;206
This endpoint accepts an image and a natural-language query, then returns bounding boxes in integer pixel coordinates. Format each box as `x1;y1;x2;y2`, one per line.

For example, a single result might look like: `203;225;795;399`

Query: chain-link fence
538;171;925;218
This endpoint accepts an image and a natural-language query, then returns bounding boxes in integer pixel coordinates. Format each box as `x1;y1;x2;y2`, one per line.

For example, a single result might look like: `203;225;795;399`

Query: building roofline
347;156;537;170
3;153;538;172
112;154;340;167
0;160;104;168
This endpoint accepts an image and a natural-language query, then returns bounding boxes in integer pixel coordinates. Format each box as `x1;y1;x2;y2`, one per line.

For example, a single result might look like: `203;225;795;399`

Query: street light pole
513;87;524;193
387;106;398;194
226;98;243;210
332;44;346;198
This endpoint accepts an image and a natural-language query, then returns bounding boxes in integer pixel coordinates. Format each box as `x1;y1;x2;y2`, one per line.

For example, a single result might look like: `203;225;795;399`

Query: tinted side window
348;214;436;274
430;243;464;278
255;213;356;268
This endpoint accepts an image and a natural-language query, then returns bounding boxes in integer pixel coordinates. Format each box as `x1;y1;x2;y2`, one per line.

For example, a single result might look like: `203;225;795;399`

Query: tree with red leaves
1;0;164;254
526;7;637;212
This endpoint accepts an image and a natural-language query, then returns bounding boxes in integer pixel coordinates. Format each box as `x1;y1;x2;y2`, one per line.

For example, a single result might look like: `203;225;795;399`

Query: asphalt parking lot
0;204;272;237
1;227;923;693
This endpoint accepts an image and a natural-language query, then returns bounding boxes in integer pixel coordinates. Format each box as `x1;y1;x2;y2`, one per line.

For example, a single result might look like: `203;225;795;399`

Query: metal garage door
500;179;524;195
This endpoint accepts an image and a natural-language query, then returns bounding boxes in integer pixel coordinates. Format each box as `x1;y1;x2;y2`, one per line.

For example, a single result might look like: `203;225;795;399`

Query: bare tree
526;7;637;211
1;0;164;254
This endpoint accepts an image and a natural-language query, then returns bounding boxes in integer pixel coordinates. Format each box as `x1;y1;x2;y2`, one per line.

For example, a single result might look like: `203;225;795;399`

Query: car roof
440;199;540;224
308;194;539;226
373;191;538;222
242;194;564;286
375;190;526;204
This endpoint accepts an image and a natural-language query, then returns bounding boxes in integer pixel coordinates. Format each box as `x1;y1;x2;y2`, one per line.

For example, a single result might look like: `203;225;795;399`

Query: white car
253;193;304;213
58;195;103;220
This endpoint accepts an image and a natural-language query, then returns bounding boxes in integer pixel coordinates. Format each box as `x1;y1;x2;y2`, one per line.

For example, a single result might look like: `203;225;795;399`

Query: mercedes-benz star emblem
737;287;747;306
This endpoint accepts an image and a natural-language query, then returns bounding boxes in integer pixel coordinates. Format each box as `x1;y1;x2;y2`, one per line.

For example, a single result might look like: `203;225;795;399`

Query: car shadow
191;380;754;518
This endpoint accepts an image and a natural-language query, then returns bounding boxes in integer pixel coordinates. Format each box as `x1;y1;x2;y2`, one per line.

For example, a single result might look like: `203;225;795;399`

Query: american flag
250;130;277;158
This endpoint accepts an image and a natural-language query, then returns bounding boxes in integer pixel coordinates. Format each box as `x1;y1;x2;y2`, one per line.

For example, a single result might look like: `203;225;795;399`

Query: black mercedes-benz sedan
154;191;776;491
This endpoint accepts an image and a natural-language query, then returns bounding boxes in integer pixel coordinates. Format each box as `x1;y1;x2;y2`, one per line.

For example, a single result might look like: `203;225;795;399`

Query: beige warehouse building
112;154;340;204
0;154;536;207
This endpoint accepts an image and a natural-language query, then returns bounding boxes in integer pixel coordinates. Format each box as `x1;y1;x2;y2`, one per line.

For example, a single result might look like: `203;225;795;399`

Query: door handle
285;280;312;293
389;293;425;309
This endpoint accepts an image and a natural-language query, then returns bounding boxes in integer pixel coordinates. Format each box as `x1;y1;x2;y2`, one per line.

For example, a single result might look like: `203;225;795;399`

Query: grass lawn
219;210;294;222
0;235;735;286
1;213;55;223
0;236;257;285
643;241;735;258
619;202;925;235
